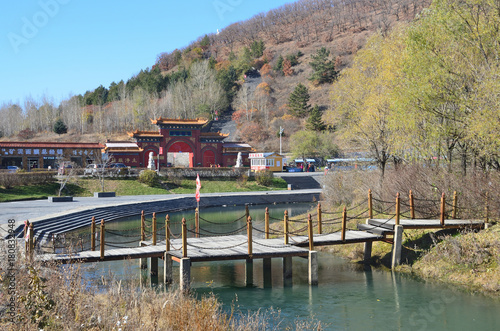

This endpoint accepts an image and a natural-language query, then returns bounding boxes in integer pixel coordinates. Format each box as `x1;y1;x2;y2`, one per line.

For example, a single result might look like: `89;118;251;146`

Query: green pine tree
273;55;284;72
53;118;68;135
306;105;326;131
309;47;338;84
250;40;265;58
288;83;311;118
200;35;210;49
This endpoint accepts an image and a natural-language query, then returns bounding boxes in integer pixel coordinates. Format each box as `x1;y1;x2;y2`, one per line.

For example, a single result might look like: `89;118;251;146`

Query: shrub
255;170;274;186
237;173;248;187
138;170;159;187
0;172;56;189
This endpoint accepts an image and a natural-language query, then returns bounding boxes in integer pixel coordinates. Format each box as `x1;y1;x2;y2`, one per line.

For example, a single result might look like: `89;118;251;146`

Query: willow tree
328;31;405;180
396;0;500;172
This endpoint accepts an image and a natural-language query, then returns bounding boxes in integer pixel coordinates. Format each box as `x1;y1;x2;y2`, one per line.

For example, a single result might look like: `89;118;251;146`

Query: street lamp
279;126;284;155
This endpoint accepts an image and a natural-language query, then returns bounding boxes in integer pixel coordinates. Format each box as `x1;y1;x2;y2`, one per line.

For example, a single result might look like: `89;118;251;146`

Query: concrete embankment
2;189;322;242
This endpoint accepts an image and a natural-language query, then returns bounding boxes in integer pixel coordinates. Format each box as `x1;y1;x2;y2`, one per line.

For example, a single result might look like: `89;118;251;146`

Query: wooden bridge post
152;212;157;246
308;214;314;251
180;217;191;290
264;207;269;239
317;202;322;234
139;211;147;269
150;212;158;276
308;251;318;286
99;219;105;260
452;191;457;219
368;189;373;219
140;210;145;242
245;204;250;221
179;217;191;292
363;219;373;263
391;225;404;269
308;212;318;284
341;206;347;242
283;210;289;245
164;215;172;284
165;215;170;252
440;193;446;226
395;193;400;226
247;217;253;257
262;205;271;285
195;208;199;238
182;218;187;258
91;217;96;251
409;190;415;219
28;223;34;261
246;216;254;286
180;257;191;292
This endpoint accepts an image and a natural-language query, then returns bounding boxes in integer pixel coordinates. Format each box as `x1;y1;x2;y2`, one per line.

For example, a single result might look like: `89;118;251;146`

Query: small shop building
249;152;284;172
0;141;103;170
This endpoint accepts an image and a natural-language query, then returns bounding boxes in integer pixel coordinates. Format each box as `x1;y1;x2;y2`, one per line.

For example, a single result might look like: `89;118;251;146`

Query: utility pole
279;126;284;155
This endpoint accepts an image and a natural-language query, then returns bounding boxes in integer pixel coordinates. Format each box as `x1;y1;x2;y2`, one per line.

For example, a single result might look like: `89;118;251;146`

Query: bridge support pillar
263;258;272;288
245;258;253;286
164;253;172;284
283;256;293;287
364;241;372;263
150;257;158;276
139;242;147;269
180;257;191;292
308;251;318;286
391;225;404;269
363;219;373;263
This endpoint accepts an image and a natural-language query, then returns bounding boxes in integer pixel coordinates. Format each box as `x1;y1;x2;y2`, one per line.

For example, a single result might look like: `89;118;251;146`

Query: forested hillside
0;0;429;153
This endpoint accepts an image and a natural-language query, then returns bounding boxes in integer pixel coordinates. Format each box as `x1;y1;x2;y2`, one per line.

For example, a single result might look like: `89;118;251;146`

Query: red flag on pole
195;173;201;202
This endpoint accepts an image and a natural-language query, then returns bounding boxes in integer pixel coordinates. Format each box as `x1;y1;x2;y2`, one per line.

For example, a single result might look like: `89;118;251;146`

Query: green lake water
69;203;500;330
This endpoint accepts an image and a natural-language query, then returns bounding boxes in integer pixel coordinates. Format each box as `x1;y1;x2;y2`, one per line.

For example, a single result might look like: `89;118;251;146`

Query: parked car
7;166;19;173
84;164;103;176
109;163;130;175
110;163;127;169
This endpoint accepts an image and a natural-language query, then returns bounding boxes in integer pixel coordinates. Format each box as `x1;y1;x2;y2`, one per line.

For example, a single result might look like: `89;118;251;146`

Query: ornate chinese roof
128;130;163;138
200;132;229;139
104;141;143;153
151;117;208;125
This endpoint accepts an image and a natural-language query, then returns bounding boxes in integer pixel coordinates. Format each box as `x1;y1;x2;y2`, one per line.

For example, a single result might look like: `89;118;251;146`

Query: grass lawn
0;176;288;202
168;177;288;194
0;183;84;202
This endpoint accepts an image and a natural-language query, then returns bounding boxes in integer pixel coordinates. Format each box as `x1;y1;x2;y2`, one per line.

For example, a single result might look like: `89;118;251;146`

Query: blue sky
0;0;293;107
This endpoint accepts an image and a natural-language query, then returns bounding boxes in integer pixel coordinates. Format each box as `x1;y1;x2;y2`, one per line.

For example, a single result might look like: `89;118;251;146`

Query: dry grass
319;166;500;295
0;246;323;330
409;225;500;294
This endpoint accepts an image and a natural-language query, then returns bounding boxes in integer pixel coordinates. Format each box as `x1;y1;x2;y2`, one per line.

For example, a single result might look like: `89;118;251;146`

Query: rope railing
29;189;490;260
187;240;248;250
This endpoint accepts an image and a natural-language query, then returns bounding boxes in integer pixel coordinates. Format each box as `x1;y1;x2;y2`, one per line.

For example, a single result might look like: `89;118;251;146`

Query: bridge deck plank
368;219;484;229
39;219;483;264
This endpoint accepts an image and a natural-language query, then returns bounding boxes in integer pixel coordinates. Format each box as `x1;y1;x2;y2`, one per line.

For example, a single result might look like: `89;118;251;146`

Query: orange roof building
0;141;104;170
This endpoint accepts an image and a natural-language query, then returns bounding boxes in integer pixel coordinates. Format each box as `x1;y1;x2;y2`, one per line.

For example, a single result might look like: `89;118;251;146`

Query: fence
26;189;492;258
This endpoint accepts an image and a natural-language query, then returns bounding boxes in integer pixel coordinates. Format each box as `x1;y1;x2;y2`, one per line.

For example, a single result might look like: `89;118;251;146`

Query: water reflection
68;204;500;330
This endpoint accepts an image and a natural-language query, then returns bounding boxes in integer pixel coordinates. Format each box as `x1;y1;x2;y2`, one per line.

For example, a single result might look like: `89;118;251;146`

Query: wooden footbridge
30;190;486;290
